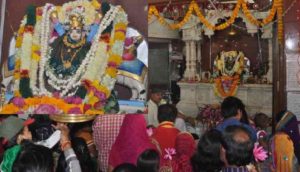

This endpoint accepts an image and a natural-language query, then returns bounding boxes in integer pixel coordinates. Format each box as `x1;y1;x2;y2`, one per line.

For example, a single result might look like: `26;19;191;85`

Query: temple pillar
197;41;202;80
181;16;202;81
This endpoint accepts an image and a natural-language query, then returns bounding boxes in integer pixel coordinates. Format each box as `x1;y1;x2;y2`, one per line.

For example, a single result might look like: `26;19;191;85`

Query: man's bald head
222;125;254;166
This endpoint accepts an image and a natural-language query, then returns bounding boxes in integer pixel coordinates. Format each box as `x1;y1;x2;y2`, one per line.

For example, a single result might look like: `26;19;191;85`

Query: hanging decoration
148;0;284;43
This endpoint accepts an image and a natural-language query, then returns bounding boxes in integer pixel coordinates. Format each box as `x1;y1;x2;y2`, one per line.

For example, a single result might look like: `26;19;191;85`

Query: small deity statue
214;51;244;77
47;13;90;77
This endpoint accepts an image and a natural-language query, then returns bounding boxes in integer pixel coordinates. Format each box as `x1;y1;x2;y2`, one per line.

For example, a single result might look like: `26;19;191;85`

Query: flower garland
84;9;128;110
38;4;55;96
1;1;128;114
1;96;85;114
214;75;239;98
148;0;283;42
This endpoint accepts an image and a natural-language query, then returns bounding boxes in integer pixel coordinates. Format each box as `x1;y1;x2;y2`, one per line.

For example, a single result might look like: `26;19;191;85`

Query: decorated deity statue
214;51;244;77
0;0;129;114
213;51;245;98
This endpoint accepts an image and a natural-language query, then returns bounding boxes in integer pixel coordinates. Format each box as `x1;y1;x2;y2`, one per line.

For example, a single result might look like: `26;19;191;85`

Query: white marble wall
177;82;272;117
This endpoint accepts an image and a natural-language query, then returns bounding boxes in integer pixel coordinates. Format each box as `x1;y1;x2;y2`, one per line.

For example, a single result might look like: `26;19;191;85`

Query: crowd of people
0;90;300;172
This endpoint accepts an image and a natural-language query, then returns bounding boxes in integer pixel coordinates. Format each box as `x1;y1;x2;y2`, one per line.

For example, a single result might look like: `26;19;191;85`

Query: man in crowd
220;125;255;172
216;96;257;141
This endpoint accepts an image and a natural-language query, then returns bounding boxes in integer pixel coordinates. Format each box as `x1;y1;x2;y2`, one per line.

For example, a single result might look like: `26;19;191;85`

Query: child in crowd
253;113;271;149
136;149;160;172
253;113;272;171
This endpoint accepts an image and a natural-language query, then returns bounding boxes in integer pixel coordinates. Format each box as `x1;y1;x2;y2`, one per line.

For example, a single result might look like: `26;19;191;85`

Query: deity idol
0;0;128;114
45;12;91;95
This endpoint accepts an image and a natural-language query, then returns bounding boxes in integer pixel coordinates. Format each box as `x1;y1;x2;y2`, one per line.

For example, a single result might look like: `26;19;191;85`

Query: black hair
72;137;96;172
137;149;160;172
157;104;177;123
113;163;137;172
68;121;93;139
239;106;249;125
221;125;254;166
56;137;96;172
191;129;224;172
191;133;200;140
254;113;270;129
29;115;55;142
12;142;53;172
221;96;246;120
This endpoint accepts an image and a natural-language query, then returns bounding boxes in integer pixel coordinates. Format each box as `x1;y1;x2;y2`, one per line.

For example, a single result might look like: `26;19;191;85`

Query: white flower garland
20;33;33;70
82;41;108;81
38;5;121;97
38;4;56;96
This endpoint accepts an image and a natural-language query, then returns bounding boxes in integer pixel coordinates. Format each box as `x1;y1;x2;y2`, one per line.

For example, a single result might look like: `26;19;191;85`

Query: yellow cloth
273;132;294;172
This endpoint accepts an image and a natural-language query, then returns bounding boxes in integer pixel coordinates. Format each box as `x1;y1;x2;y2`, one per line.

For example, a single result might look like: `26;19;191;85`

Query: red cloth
151;121;180;159
108;114;155;168
92;114;125;172
172;132;196;172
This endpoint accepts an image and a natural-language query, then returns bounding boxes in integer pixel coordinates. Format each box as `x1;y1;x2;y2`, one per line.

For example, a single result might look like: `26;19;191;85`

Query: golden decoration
63;35;86;48
69;14;84;29
49;114;97;123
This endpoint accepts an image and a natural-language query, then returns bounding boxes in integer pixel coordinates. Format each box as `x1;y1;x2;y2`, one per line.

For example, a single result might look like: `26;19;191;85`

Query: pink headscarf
108;114;155;168
172;132;196;172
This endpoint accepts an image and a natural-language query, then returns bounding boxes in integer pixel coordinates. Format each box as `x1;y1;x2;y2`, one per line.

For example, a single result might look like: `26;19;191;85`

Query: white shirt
147;100;187;131
147;99;159;127
175;117;187;132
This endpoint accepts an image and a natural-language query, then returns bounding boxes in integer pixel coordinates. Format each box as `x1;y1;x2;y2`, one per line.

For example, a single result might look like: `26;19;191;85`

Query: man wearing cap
0;116;34;147
0;116;34;171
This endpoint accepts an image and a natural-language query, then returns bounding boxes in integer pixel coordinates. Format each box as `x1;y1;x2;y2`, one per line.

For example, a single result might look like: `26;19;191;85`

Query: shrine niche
0;0;147;114
176;18;273;117
148;1;277;117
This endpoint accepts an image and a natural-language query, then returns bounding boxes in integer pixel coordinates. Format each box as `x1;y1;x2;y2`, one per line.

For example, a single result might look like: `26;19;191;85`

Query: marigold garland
214;75;239;98
148;0;284;42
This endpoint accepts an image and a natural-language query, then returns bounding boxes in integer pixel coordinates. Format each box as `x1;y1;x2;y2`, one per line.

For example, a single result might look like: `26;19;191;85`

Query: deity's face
225;56;235;70
69;28;84;42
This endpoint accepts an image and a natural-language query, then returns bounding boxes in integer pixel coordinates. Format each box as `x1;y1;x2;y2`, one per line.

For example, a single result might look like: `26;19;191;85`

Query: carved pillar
197;41;202;80
184;41;191;79
180;15;202;81
183;40;198;81
190;41;197;79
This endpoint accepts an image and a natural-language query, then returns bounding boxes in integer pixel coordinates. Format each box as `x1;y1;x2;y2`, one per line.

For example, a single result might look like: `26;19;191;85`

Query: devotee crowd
0;89;299;172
